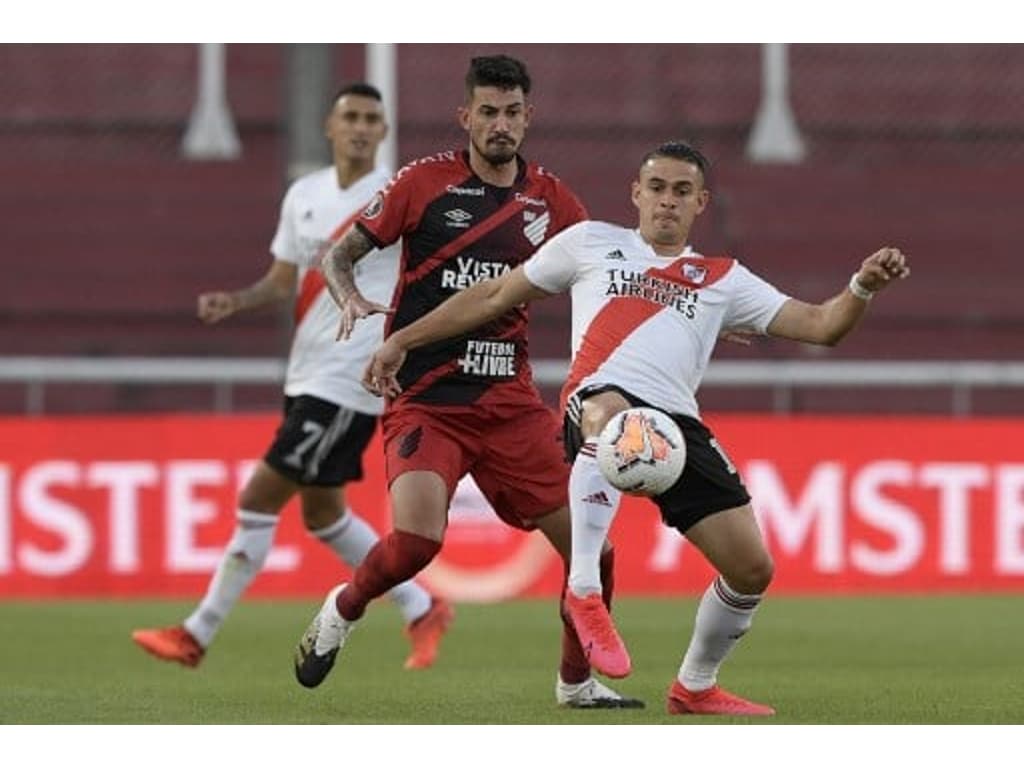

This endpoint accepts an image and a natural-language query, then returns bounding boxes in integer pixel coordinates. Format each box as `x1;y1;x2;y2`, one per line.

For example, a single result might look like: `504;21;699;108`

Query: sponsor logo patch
447;184;485;197
362;193;384;220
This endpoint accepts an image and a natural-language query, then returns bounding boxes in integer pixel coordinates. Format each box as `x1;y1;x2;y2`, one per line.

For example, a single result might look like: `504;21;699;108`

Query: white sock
183;509;279;647
567;442;622;597
313;509;432;624
678;575;763;691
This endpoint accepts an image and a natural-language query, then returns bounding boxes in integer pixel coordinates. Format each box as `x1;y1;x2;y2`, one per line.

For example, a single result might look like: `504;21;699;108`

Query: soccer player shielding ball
363;140;910;716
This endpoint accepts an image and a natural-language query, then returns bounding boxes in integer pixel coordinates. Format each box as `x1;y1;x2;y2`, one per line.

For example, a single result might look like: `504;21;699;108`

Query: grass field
2;595;1022;725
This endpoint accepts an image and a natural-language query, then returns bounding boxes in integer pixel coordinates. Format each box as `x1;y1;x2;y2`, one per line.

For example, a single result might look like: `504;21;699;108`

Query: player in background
292;55;642;709
132;84;452;672
361;140;911;715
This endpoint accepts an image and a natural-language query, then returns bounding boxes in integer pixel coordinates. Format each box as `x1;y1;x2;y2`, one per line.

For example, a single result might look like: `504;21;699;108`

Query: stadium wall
2;413;1023;599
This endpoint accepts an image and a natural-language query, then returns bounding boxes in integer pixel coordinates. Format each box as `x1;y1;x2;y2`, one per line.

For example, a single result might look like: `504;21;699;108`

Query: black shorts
263;395;377;487
563;384;751;534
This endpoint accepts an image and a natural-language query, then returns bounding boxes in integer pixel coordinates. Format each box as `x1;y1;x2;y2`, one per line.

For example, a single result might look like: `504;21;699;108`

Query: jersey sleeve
523;221;586;294
354;165;416;248
549;178;588;234
269;183;300;263
722;262;791;334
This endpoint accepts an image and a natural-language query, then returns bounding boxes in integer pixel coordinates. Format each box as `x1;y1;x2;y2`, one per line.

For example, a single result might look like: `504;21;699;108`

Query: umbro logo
444;208;473;228
582;490;613;506
605;249;626;261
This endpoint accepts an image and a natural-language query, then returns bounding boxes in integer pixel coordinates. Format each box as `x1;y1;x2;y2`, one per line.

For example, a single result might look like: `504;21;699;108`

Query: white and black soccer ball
595;407;686;496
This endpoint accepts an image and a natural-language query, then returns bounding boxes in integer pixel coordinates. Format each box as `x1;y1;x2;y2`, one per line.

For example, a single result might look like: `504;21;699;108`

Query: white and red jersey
523;221;790;419
270;165;399;415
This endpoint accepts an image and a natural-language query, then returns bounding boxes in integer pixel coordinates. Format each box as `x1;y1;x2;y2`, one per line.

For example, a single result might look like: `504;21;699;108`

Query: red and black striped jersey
355;149;587;408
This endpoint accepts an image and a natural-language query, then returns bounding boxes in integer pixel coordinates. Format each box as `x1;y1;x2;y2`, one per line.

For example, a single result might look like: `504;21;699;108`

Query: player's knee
726;555;774;595
579;391;631;438
745;554;775;594
301;502;344;532
238;485;281;516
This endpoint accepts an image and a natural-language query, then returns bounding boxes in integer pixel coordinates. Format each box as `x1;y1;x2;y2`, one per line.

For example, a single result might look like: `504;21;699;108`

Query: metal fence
2;357;1022;417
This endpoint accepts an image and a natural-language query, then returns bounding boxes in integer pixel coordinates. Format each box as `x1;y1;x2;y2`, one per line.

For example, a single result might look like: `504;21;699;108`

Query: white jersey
270;166;398;414
523;221;789;419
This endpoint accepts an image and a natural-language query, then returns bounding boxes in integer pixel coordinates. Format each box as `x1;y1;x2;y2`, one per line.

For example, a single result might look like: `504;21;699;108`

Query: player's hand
362;339;406;398
197;291;239;324
855;247;911;293
337;292;394;340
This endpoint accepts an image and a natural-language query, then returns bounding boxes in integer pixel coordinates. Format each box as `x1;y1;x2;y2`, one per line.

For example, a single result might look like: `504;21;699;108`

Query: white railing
2;356;1024;416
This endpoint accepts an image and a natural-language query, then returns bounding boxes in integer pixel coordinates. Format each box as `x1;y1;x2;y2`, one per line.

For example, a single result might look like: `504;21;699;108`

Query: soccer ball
595;407;686;496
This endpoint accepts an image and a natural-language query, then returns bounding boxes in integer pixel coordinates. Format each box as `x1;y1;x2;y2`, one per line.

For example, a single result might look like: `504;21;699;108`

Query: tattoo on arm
322;228;374;307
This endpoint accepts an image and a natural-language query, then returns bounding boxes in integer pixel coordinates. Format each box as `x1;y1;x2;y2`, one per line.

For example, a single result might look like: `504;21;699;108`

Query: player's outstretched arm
767;246;910;346
321;227;393;340
196;260;297;324
362;266;551;397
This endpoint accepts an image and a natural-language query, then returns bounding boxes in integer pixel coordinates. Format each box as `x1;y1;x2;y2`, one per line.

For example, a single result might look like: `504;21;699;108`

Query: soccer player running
132;84;452;672
362;140;911;716
293;55;642;709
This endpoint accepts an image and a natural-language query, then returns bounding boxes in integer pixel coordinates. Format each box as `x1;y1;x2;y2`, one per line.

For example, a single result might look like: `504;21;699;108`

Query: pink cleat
666;680;775;716
564;590;631;678
404;597;454;670
132;625;204;668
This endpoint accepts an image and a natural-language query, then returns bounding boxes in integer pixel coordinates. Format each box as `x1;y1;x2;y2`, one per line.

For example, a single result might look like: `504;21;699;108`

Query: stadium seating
2;44;1021;413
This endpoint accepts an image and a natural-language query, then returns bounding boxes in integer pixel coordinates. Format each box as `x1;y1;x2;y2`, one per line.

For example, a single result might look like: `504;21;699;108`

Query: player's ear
695;188;710;215
523;103;534;128
457;105;471;131
630;180;642;210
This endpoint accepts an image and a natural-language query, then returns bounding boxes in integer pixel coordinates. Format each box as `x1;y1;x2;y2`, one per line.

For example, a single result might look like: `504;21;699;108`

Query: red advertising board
2;414;1023;599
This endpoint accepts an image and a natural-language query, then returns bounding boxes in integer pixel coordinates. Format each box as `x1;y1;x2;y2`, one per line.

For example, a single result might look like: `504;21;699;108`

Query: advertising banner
2;414;1023;599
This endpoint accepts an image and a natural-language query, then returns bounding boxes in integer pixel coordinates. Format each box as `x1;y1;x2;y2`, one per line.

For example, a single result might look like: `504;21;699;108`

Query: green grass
1;595;1022;724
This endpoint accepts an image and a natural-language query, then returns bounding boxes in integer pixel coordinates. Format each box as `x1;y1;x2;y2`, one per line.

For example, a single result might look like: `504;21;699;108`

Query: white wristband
848;272;874;301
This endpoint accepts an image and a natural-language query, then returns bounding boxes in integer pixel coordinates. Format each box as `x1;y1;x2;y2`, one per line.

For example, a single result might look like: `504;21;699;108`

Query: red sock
559;548;616;684
336;530;440;621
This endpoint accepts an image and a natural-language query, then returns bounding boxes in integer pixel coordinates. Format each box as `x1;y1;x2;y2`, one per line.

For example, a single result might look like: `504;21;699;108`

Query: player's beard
475;134;518;167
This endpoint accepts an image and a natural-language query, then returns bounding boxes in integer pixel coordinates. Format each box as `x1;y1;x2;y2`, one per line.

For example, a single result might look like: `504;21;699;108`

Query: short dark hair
332;83;383;104
465;55;531;98
641;141;711;185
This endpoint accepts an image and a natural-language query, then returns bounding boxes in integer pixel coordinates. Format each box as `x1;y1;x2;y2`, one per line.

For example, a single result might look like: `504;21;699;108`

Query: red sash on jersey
560;255;734;410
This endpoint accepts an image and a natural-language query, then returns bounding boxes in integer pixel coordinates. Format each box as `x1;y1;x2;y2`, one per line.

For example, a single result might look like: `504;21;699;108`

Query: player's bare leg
666;504;775;716
132;462;295;667
560;389;633;678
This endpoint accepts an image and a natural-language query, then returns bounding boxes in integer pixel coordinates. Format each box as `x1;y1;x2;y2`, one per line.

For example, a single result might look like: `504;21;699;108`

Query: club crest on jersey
681;262;707;284
362;193;384;220
523;210;550;246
